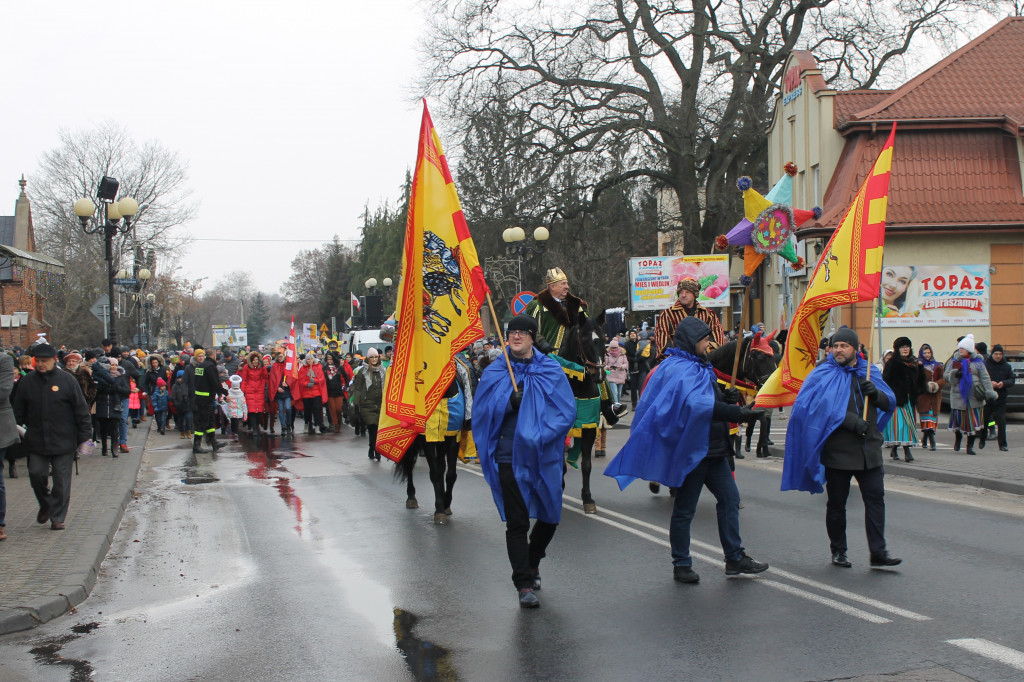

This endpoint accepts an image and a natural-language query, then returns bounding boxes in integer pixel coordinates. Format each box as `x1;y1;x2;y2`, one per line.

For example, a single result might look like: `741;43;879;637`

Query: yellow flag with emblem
756;123;896;408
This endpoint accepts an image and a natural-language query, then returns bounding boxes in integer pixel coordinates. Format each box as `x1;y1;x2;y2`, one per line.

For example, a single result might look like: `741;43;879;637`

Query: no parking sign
511;291;536;315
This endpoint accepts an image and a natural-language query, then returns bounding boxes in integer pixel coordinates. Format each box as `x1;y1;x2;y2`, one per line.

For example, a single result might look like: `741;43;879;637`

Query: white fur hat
958;334;975;353
229;374;243;387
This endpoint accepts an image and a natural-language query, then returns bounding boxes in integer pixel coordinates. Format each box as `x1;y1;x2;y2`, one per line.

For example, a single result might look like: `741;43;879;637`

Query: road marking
462;468;919;623
561;495;930;621
947;638;1024;671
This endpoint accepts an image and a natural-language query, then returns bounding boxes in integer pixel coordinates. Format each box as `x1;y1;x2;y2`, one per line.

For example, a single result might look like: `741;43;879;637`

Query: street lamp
73;176;140;344
499;225;550;292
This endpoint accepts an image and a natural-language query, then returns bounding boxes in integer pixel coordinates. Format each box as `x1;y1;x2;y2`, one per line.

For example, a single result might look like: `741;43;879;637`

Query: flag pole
863;293;882;419
729;285;750;389
485;292;519;391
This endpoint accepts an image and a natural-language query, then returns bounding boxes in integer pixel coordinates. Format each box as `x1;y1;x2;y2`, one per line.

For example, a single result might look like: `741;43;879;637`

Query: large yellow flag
755;123;896;408
376;101;488;461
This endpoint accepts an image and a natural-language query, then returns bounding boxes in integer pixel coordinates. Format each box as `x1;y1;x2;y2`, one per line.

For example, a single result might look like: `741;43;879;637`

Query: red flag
286;316;298;379
350;292;360;310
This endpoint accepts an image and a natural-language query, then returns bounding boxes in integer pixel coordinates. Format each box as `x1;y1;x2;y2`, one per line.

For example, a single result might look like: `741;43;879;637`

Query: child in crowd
128;377;142;427
171;370;192;439
225;375;249;441
151;378;170;435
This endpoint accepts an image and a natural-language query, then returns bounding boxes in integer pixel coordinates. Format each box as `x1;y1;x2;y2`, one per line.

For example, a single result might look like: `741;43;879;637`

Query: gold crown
545;267;568;285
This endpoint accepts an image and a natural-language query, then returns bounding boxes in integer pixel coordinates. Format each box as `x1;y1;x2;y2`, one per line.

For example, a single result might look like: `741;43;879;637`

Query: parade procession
3;3;1024;681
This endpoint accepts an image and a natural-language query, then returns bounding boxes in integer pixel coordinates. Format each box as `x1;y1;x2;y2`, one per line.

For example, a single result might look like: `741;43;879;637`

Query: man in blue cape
784;326;903;569
473;314;575;608
604;317;767;584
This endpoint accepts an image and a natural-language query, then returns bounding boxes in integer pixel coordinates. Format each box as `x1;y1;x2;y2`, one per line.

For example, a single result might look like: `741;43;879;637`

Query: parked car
941;350;1024;412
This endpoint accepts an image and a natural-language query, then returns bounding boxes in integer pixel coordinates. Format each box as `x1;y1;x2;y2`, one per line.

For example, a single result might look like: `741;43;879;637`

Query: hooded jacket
238;352;269;412
144;354;166;395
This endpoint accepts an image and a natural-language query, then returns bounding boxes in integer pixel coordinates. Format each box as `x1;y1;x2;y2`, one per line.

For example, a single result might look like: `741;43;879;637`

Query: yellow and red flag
376;101;488;461
755;123;896;408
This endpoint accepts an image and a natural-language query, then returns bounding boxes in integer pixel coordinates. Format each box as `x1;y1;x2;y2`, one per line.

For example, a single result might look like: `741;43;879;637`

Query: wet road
2;424;1024;681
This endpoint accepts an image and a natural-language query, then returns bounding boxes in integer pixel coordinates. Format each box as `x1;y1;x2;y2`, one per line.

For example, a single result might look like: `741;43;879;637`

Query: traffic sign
511;291;536;316
114;278;138;286
89;295;110;322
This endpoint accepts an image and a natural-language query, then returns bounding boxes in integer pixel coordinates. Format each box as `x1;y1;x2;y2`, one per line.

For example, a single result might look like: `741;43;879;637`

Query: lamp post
363;277;389;328
500;225;550;292
73;176;140;344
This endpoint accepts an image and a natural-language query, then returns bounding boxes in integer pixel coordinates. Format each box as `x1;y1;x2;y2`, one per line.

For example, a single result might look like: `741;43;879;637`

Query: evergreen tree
319;238;358;323
247;292;270;345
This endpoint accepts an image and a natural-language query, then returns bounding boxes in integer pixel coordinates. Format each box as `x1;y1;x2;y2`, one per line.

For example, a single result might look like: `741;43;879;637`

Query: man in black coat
984;345;1015;451
12;344;91;530
819;328;900;569
187;346;228;454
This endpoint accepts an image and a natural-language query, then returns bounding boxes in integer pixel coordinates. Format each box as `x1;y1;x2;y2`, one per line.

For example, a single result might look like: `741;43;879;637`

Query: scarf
325;364;339;380
958;356;982;405
363;362;384;389
918;345;942;373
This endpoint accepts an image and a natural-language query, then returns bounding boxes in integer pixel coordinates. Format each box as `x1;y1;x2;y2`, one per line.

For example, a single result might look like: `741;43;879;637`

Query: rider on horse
524;267;587;356
654;278;725;361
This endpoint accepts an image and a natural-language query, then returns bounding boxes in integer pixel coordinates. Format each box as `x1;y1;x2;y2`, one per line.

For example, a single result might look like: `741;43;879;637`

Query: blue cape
782;356;896;494
603;348;716;490
472;348;575;524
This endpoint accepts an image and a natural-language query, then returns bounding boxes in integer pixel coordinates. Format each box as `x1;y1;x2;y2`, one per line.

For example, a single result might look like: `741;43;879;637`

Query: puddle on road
242;436;309;536
29;627;96;682
179;452;220;485
394;608;458;681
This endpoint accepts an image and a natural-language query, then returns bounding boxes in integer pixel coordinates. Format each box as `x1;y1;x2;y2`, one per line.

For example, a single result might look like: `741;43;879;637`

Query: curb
0;424;148;636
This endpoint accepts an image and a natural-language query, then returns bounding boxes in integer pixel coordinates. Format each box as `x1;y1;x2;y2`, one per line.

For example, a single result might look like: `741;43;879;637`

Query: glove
464;419;471;431
510;390;523;411
853;417;869;438
535;338;554;355
722;387;741;404
737;406;760;423
859;379;879;399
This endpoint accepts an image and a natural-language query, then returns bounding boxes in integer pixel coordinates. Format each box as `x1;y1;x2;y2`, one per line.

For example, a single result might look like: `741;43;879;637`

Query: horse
556;310;621;514
707;331;780;458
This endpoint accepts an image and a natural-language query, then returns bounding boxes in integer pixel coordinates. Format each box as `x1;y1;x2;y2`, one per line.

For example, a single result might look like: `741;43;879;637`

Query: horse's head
744;330;779;387
564;310;606;381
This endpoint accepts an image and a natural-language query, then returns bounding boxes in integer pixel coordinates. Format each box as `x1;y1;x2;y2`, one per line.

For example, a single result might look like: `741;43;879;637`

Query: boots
966;435;977;455
890;445;900;460
926;430;936;451
903;446;914;462
978;429;987;449
207;434;225;451
7;459;16;478
954;431;962;451
193;435;210;453
744;432;752;453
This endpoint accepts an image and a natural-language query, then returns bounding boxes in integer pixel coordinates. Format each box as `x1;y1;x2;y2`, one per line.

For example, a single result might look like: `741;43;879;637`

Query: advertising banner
628;255;730;311
211;325;248;346
876;264;989;327
302;322;319;348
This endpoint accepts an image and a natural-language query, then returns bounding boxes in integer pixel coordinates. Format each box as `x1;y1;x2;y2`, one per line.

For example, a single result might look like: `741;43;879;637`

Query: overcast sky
2;0;428;294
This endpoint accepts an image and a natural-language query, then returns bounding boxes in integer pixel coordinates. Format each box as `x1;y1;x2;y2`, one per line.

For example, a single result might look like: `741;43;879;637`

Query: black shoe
518;588;540;608
890;446;900;460
744;439;752;453
734;451;745;459
531;570;542;590
375;454;381;461
831;551;852;568
903;447;914;463
988;427;997;439
966;436;976;455
1000;446;1009;451
765;438;775;446
978;435;986;450
594;449;606;458
870;552;902;568
210;439;226;451
648;482;661;494
954;432;962;451
673;566;700;583
725;553;769;575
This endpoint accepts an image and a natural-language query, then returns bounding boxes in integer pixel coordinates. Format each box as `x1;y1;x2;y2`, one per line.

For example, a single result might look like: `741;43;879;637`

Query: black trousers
424;436;459;512
304;396;324;431
194;400;215;437
29;452;74;524
990;401;1008;447
824;465;887;556
499;463;557;589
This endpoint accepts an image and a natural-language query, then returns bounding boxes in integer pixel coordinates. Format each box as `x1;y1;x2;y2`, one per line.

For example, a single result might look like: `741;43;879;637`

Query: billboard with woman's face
876;264;989;327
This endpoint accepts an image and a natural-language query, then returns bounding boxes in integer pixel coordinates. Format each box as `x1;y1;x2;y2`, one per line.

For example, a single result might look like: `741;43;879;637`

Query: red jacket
238;362;269;413
268;361;299;405
296;363;327;402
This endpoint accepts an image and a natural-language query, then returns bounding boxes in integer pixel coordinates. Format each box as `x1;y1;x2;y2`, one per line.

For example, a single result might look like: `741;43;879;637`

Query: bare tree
30;121;197;346
280;246;332;323
423;0;1011;250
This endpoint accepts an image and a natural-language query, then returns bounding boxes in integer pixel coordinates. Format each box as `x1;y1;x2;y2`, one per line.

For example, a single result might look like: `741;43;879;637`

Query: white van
341;329;388;357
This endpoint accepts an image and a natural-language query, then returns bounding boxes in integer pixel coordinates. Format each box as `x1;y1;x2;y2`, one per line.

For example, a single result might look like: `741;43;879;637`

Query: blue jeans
670;457;744;567
276;396;292;428
120;398;130;444
608;382;622;404
177;410;193;434
155;410;167;431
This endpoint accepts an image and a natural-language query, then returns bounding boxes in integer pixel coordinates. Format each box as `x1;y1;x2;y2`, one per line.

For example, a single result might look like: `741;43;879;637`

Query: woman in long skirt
882;337;926;462
916;344;945;450
944;334;997;455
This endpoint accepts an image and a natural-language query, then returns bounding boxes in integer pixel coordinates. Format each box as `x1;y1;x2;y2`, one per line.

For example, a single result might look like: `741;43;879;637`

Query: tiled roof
801;128;1024;234
833;91;892;129
0;216;14;246
843;17;1024;132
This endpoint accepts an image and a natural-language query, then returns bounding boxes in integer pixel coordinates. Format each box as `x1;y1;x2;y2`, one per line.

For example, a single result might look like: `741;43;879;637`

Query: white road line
562;495;930;621
947;638;1024;671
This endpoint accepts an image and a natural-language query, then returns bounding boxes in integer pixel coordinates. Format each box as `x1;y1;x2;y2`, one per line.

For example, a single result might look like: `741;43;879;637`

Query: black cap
83;349;97;361
831;327;859;348
992;344;1004;354
507;314;539;340
31;343;57;358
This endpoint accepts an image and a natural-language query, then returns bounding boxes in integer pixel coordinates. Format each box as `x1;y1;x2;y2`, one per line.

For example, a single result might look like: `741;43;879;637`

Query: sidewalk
0;419;149;635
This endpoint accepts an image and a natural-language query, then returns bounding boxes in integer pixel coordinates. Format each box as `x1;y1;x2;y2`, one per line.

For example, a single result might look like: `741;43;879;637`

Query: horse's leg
443;435;458;514
405;450;418;509
757;414;773;458
424;442;447;523
744;419;755;452
579;428;597;513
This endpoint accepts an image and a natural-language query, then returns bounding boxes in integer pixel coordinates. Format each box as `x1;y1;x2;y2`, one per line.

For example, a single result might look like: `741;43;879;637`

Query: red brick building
0;177;64;349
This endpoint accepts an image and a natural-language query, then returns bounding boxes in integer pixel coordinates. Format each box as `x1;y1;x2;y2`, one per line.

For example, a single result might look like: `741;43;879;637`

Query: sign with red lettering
628;255;730;311
875;264;989;327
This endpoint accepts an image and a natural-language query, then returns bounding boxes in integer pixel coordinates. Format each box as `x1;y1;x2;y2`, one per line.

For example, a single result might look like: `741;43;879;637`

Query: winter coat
119;354;142;383
72;364;99;406
0;353;18;450
944;353;997;410
239;354;269;412
350;364;386;425
151;387;169;412
187;356;227;407
128;379;142;410
297;362;327;402
144;355;165;395
223;354;241;376
882;356;926;407
604;347;628;385
225;388;248;419
984;355;1016;405
323;360;352;398
170;380;190;413
268;360;298;404
917;361;945;418
95;368;131;420
821;379;890;471
13;364;92;455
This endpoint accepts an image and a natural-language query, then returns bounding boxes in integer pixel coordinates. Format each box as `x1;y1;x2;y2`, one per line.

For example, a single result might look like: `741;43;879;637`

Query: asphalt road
1;424;1023;681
